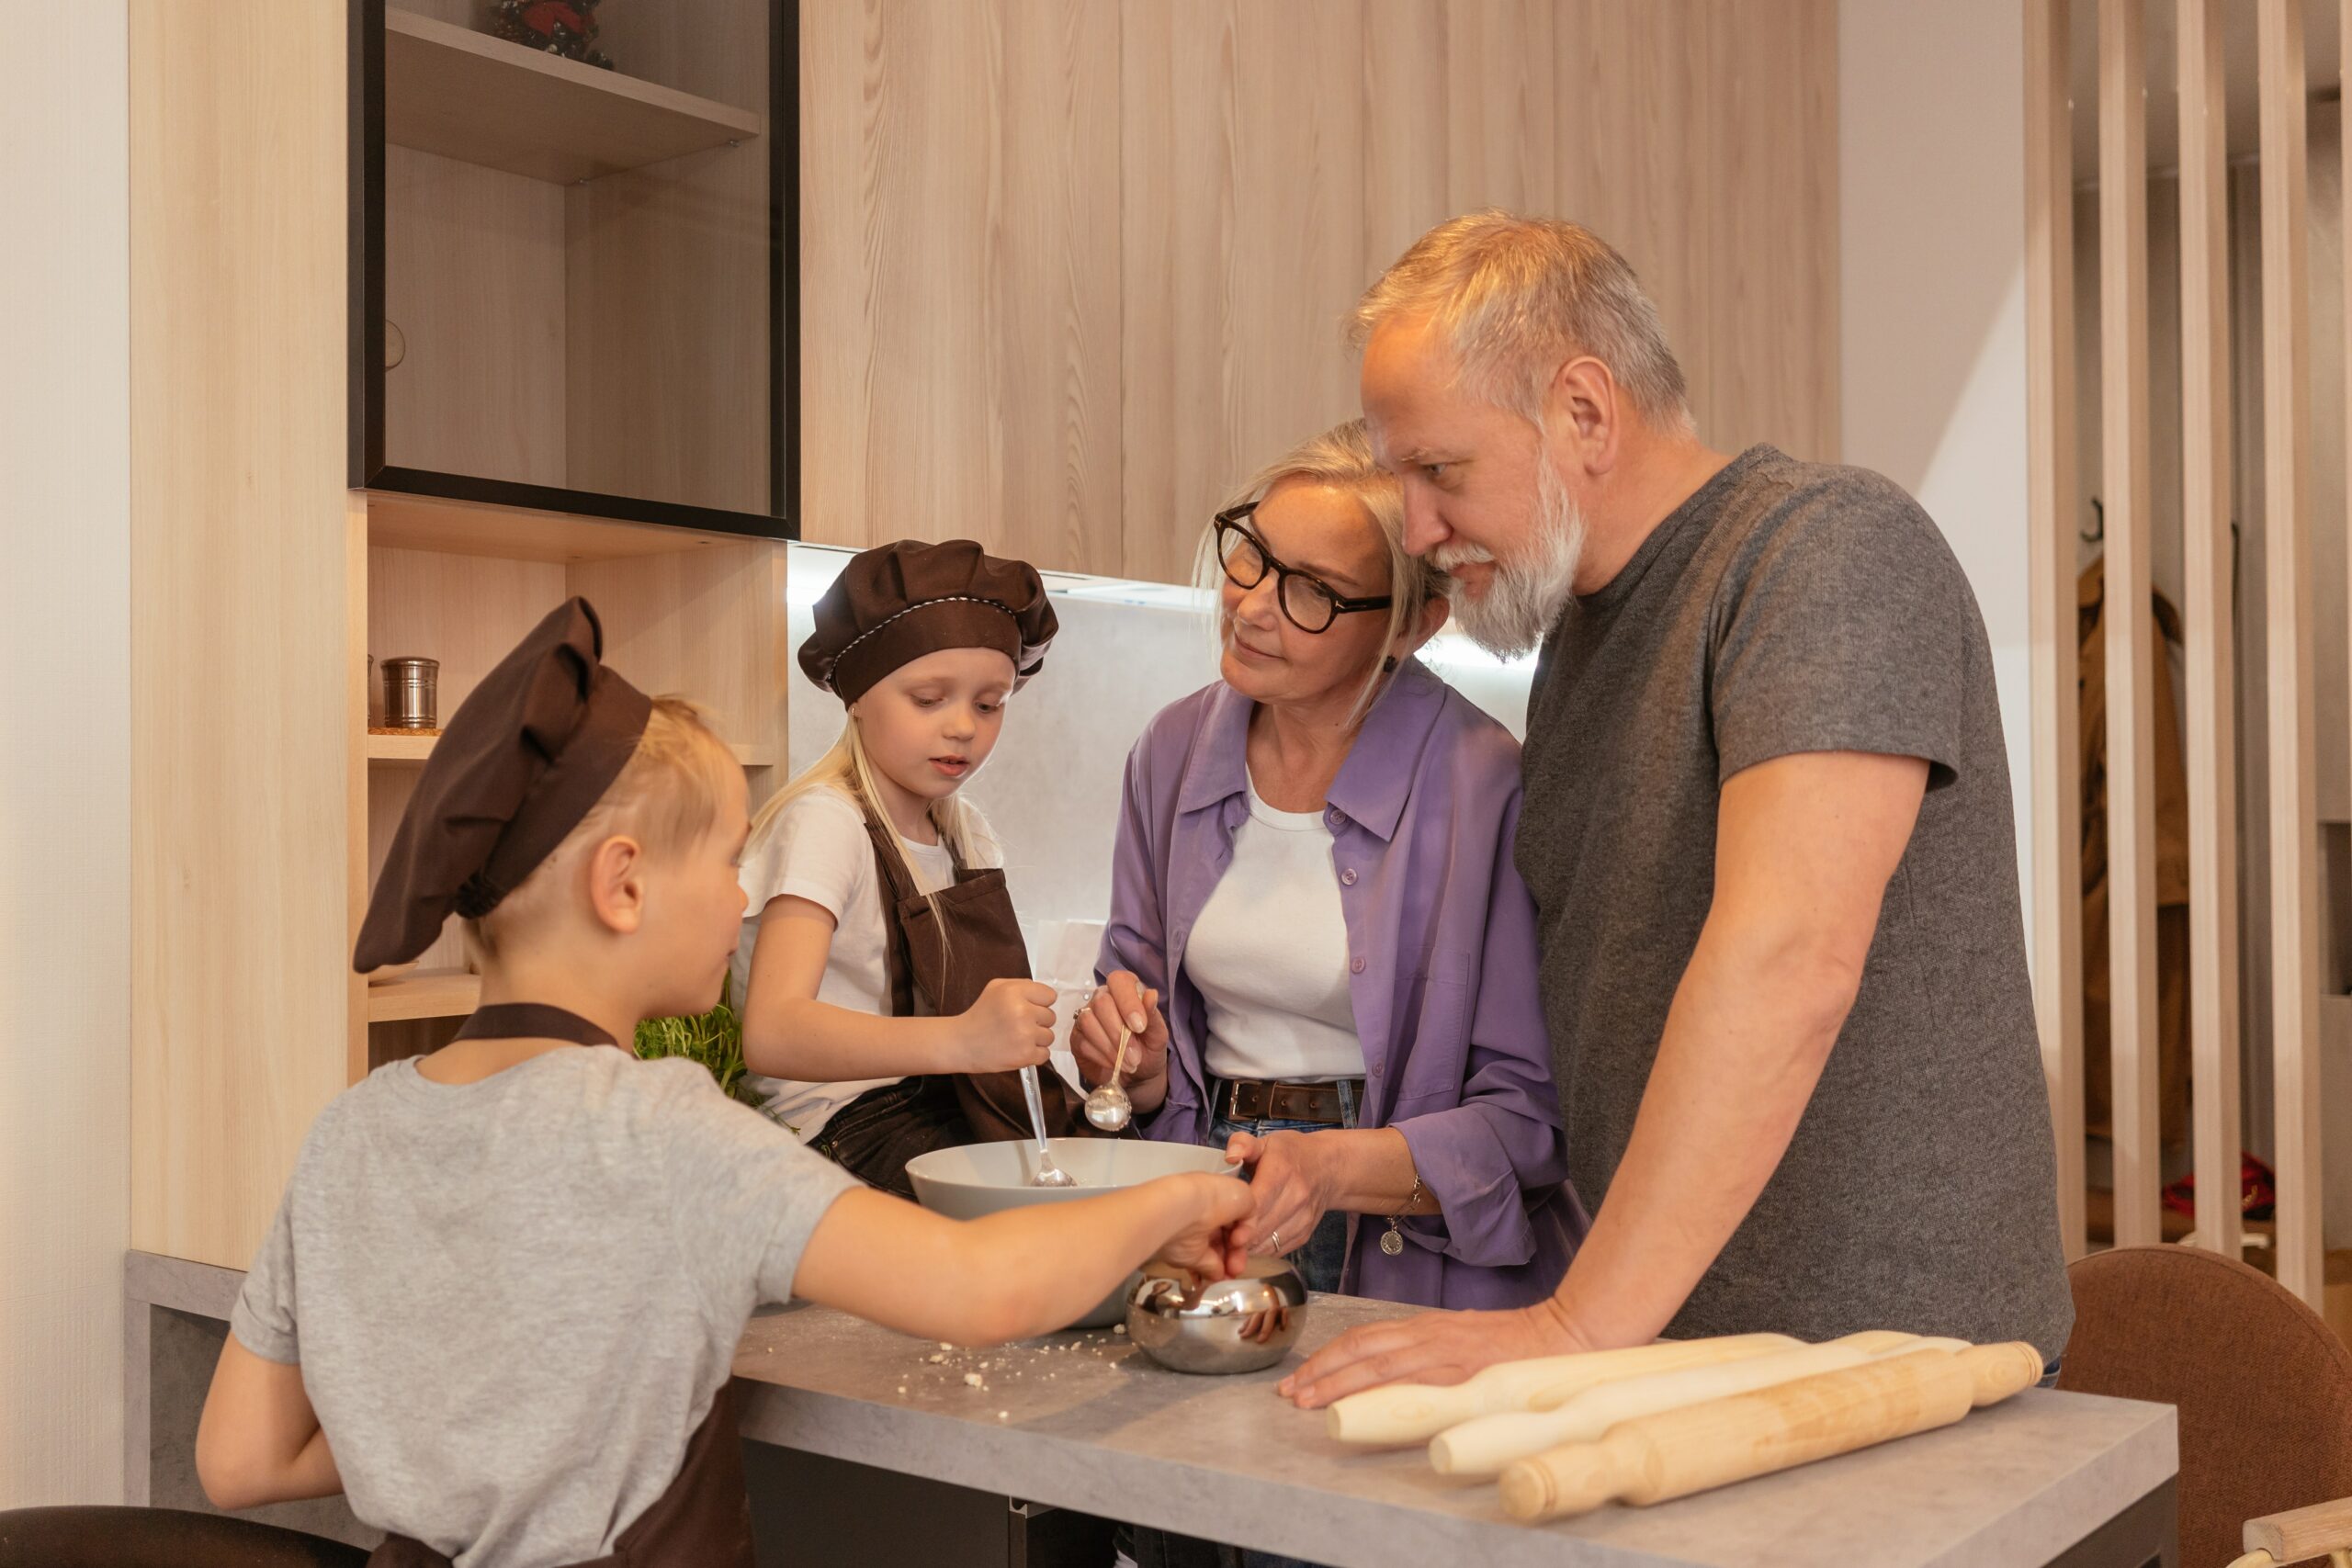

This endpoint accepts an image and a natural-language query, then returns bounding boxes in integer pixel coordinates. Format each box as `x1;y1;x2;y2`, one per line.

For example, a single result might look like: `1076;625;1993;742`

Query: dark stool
0;1506;368;1568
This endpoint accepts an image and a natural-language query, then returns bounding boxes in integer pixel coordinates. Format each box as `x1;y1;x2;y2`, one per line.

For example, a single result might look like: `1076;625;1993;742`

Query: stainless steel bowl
903;1139;1238;1329
1125;1258;1309;1375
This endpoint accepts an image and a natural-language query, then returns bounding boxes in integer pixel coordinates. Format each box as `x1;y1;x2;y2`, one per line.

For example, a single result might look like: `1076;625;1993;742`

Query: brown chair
0;1505;369;1568
2057;1245;2352;1566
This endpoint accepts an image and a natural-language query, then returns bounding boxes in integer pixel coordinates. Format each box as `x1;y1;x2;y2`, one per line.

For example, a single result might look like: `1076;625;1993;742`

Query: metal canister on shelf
381;657;440;730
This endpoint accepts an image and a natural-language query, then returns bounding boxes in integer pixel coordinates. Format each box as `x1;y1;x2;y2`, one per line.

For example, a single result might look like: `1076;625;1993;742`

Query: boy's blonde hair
468;696;738;961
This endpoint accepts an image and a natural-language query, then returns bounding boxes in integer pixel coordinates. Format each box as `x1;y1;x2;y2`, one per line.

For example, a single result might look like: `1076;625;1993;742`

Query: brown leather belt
1219;1077;1357;1126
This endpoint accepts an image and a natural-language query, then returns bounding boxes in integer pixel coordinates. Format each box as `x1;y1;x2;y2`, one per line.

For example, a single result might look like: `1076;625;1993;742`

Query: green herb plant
634;976;766;1111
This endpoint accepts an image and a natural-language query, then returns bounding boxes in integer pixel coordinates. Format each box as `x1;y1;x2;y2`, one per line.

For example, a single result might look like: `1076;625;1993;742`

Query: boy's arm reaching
791;1174;1254;1346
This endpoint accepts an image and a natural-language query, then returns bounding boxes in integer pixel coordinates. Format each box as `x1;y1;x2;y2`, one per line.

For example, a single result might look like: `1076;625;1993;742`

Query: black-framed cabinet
349;0;796;537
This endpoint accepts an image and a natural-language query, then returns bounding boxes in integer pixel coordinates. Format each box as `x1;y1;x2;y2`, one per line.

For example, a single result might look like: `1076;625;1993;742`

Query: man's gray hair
1351;210;1694;433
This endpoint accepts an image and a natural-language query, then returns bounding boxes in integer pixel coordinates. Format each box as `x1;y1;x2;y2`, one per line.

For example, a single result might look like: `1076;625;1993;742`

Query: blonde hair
744;712;989;1001
1199;417;1445;723
1352;209;1694;433
469;696;739;961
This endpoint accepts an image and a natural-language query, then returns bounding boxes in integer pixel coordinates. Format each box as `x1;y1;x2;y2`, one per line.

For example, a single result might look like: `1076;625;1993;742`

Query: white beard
1435;449;1586;658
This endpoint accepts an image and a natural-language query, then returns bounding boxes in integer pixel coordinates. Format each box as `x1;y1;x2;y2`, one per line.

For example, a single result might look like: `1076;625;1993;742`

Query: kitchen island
127;1250;2175;1566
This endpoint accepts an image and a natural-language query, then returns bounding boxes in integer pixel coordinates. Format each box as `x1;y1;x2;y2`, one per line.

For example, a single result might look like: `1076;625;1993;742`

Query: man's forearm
1547;927;1854;1348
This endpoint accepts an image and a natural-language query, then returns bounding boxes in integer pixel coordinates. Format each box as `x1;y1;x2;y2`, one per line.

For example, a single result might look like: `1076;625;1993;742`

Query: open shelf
366;730;775;768
366;729;438;762
383;9;763;185
366;965;481;1022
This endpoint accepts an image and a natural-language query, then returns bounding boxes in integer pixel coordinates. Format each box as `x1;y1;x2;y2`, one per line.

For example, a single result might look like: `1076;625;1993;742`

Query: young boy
195;599;1250;1568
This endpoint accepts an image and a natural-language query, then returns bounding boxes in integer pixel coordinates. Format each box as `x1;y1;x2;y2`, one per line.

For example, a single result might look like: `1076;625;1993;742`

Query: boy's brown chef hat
798;538;1058;705
354;597;652;973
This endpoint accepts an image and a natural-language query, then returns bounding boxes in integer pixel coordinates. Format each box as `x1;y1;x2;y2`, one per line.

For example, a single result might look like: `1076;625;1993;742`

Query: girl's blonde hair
744;707;989;1001
1199;416;1445;722
469;695;739;960
749;718;985;863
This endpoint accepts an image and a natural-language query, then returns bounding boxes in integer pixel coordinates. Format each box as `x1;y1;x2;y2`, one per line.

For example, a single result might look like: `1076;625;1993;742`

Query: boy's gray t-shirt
1517;445;2073;1360
232;1046;857;1568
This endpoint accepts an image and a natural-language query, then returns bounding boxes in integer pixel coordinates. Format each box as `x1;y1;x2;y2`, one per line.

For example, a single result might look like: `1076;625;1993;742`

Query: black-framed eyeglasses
1214;503;1393;635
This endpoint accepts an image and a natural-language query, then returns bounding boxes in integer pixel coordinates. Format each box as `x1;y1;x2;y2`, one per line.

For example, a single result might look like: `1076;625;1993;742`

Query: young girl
734;539;1097;1198
197;598;1248;1568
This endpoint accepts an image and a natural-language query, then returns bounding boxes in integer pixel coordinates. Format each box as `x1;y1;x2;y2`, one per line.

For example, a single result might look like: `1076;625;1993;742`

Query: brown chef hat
798;538;1057;705
354;597;653;972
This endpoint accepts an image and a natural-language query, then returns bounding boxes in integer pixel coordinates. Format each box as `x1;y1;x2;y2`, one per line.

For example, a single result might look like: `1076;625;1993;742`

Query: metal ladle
1084;1024;1135;1132
1021;1065;1077;1187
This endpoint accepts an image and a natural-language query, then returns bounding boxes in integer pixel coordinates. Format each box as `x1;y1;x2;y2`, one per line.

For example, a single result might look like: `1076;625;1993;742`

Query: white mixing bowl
904;1138;1239;1329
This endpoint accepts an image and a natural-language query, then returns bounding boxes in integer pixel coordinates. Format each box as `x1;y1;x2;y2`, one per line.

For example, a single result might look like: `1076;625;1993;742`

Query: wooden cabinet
803;0;1839;584
356;0;794;536
131;2;792;1269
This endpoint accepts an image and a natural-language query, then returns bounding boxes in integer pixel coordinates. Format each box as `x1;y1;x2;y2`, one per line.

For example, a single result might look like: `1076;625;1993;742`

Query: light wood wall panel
2026;0;2086;1259
1555;1;1717;453
2258;0;2325;1306
2177;0;2244;1256
2097;0;2162;1248
130;0;356;1269
1121;0;1372;585
807;0;1840;584
1702;0;1840;463
799;0;1123;572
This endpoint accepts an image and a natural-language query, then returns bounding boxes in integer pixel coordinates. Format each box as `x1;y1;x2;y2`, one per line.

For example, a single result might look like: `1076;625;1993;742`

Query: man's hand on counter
1277;1297;1591;1409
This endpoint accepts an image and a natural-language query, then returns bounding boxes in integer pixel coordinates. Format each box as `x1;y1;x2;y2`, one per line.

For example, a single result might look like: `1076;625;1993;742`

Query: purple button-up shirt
1098;660;1585;1309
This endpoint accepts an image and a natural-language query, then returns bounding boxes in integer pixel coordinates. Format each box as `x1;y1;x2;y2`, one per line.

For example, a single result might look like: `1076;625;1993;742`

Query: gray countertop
128;1252;2176;1568
731;1293;2176;1568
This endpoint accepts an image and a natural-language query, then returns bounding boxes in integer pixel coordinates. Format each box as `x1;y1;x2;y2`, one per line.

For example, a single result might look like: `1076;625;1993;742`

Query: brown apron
368;1004;756;1568
368;1383;752;1568
812;812;1092;1196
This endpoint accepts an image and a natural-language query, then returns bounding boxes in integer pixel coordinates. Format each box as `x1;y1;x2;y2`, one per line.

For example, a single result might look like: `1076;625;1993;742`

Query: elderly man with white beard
1280;212;2073;1408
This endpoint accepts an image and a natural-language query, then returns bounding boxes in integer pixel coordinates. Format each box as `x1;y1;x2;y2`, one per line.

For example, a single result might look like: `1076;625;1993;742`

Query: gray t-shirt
1518;445;2073;1360
232;1046;856;1568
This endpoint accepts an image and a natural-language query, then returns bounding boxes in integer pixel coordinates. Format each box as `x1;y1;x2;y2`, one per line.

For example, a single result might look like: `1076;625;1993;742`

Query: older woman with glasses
1070;419;1582;1314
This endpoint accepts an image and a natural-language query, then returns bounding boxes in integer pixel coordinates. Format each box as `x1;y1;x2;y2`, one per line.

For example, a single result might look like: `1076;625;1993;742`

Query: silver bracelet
1380;1173;1427;1256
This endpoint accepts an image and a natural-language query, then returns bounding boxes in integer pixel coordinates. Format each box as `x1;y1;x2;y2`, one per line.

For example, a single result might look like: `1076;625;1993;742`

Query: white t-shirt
1186;776;1366;1084
730;784;1001;1139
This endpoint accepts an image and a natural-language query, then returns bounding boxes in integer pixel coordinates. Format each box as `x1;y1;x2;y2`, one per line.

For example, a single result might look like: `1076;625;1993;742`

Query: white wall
0;0;131;1507
1839;0;2037;924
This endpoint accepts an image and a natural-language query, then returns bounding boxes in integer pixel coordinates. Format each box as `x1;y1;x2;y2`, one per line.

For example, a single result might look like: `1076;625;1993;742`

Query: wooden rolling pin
1326;1333;1800;1447
1430;1332;1965;1476
1498;1342;2044;1524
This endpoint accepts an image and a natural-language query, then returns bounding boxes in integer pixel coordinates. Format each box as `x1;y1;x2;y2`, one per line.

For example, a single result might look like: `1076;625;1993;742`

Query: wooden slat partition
2258;0;2326;1307
2098;0;2163;1248
2025;0;2086;1260
2177;0;2243;1257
